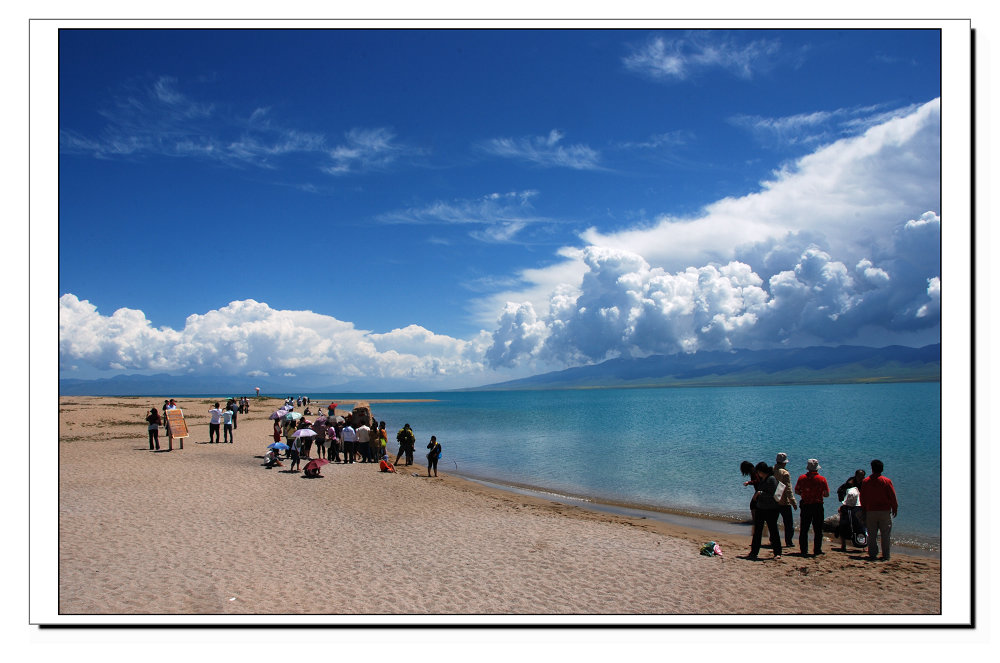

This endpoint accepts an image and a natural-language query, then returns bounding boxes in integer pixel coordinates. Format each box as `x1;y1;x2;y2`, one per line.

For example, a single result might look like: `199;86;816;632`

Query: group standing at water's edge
740;454;898;563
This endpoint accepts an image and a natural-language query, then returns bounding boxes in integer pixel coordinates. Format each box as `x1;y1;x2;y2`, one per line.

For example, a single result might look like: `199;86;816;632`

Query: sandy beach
56;396;940;618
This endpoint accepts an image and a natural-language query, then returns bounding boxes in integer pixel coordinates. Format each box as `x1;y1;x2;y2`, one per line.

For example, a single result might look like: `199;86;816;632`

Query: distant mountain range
58;373;291;397
472;343;941;391
58;343;940;396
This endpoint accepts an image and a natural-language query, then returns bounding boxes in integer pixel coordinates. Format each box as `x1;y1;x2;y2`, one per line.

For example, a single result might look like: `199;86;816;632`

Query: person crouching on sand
379;454;395;473
264;449;283;469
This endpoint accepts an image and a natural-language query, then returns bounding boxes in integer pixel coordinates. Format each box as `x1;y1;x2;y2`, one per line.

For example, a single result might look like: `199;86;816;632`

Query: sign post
164;408;189;450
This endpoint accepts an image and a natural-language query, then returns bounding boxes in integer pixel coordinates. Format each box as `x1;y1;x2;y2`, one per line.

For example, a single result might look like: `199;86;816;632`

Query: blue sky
57;28;944;389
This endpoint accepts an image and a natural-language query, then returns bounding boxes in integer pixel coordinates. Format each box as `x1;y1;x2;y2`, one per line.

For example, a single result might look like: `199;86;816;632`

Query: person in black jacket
146;407;161;451
747;462;782;560
426;436;442;477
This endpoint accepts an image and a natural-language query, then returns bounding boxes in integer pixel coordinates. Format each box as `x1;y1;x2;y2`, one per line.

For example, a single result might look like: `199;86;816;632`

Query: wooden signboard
164;408;189;438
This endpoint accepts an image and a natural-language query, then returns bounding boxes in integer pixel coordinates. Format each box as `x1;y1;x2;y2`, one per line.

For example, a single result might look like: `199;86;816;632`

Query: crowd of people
740;454;899;562
266;404;443;479
144;397;444;480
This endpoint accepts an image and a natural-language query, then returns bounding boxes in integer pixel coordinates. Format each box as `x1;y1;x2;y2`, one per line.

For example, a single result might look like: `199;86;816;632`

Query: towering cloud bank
482;100;942;367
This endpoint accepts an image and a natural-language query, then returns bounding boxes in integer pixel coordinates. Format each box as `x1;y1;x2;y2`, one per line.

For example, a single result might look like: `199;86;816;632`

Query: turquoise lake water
295;383;940;550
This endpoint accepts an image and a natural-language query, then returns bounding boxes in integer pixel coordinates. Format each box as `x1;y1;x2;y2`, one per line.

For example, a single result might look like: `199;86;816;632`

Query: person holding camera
146;407;161;451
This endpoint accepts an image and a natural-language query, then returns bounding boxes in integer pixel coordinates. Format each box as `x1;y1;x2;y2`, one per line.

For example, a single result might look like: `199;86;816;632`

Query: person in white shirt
837;470;867;552
341;424;357;464
208;403;224;443
222;407;235;443
355;423;372;463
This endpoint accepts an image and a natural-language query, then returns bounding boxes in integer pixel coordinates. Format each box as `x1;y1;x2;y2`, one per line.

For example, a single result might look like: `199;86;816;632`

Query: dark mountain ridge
472;343;941;391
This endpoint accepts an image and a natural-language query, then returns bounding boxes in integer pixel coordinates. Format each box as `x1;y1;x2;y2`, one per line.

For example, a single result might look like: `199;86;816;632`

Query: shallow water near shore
264;382;941;551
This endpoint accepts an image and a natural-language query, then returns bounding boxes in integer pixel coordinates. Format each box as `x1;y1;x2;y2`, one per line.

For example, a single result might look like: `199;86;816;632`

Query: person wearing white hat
794;459;830;557
773;453;798;548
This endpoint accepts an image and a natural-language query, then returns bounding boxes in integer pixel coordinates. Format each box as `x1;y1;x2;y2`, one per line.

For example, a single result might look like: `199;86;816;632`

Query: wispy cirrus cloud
322;127;413;176
615;130;692;151
623;32;781;82
378;190;552;243
480;129;601;170
59;76;408;176
729;102;924;148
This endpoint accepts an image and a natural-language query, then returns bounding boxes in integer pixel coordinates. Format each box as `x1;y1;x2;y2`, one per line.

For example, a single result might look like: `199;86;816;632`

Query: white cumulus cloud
59;295;492;382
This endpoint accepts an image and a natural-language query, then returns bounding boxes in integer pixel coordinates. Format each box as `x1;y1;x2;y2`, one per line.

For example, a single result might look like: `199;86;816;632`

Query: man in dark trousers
395;424;415;466
794;458;830;557
859;459;899;561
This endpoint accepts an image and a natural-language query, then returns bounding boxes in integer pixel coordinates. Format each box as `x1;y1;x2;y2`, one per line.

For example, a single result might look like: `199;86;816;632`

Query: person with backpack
773;452;798;548
426;436;442;477
395;424;415;466
747;462;782;560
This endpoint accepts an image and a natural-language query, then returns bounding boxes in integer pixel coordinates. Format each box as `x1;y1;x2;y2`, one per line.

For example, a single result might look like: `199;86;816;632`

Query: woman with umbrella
296;417;314;459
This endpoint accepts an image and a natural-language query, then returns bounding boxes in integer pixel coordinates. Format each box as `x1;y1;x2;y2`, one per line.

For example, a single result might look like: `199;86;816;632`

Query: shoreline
56;396;941;616
64;395;939;554
452;475;940;559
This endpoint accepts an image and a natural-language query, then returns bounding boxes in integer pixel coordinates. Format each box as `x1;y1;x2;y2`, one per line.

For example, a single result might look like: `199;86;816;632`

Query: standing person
356;421;372;463
229;399;239;430
283;419;297;458
773;452;798;548
341;423;357;464
330;422;343;462
859;459;898;561
327;402;337;418
837;476;866;552
426;436;442;477
312;418;327;461
146;407;161;451
272;418;282;445
222;406;235;443
368;427;380;462
395;424;415;466
747;462;782;560
378;422;388;459
794;459;830;557
740;461;760;523
297;419;314;459
288;436;301;472
208;402;224;444
164;399;178;450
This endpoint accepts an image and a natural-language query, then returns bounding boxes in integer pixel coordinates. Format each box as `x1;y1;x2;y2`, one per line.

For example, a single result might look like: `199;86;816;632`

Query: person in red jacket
794;458;830;557
858;459;898;561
